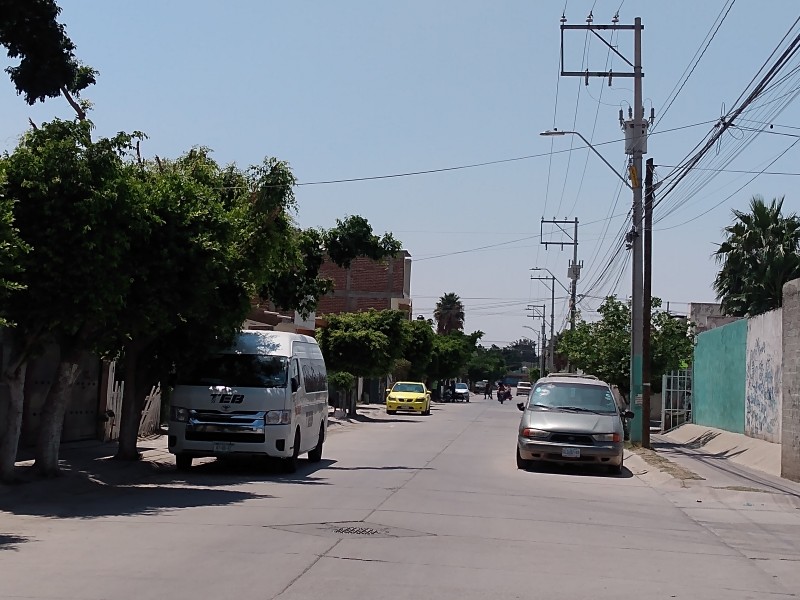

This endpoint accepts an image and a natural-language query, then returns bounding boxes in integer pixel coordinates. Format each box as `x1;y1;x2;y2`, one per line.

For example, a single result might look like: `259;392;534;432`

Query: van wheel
308;424;324;463
516;448;530;470
175;454;192;471
281;429;301;474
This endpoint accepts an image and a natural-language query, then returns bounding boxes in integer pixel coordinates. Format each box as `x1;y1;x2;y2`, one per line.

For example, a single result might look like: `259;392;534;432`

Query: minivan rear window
178;354;289;388
529;382;616;413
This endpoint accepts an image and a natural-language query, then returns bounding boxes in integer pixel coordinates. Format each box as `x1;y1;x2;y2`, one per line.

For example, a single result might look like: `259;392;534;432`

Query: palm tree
713;195;800;317
434;292;465;334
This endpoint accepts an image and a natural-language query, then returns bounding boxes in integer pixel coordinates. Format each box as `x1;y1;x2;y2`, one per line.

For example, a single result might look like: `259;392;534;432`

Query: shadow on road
161;456;338;486
0;534;29;551
521;462;635;479
326;465;433;471
0;484;266;520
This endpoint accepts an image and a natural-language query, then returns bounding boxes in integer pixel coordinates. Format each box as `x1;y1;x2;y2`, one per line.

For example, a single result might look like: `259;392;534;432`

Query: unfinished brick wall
316;252;410;316
782;278;800;482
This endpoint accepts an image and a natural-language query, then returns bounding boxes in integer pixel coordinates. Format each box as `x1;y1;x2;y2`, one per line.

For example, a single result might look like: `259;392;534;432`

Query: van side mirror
517;402;525;412
623;410;635;420
291;377;299;393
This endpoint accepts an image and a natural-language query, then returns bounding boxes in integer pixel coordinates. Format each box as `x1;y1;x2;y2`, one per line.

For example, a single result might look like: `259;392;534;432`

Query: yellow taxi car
386;381;431;415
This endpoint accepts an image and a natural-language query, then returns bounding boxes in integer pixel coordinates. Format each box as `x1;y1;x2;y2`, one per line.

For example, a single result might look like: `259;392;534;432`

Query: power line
281;120;717;189
654;138;800;231
654;0;737;131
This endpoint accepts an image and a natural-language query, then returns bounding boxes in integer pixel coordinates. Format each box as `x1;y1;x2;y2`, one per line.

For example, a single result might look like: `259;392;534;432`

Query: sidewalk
660;423;783;478
1;405;385;505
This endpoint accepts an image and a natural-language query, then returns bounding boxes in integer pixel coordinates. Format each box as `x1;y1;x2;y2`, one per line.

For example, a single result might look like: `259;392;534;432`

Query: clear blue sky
2;1;799;348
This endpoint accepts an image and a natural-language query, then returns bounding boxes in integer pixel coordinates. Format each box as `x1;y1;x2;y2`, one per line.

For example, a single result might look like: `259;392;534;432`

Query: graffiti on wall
745;309;782;443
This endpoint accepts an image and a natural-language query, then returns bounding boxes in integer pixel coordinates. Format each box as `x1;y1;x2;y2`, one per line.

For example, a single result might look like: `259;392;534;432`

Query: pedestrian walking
484;380;493;399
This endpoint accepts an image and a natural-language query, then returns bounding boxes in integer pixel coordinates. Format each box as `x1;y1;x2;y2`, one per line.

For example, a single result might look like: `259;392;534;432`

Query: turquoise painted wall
693;319;747;433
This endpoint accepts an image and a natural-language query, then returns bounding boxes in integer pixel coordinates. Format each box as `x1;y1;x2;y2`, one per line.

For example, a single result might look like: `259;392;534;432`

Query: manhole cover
271;521;432;539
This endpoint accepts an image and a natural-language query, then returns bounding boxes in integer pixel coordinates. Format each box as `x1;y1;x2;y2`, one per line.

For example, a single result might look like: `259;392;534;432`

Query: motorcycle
497;388;511;404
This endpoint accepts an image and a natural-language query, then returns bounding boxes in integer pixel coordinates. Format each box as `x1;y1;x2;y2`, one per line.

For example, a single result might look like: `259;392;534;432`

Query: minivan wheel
516;448;530;470
608;461;623;475
281;429;301;473
308;424;324;463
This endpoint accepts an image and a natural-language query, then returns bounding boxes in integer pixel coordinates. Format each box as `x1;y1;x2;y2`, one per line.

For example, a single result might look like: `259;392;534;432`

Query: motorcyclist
497;382;510;403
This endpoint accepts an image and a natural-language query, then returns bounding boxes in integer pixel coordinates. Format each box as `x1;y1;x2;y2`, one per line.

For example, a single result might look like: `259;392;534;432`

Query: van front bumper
169;420;293;459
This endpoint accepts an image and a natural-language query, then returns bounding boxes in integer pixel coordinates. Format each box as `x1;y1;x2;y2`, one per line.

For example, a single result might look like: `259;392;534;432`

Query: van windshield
178;354;289;388
528;382;617;414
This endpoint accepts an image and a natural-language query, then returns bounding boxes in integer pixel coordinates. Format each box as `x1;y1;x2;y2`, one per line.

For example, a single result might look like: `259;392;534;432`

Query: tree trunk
116;345;143;461
348;389;357;418
0;362;28;483
34;346;82;477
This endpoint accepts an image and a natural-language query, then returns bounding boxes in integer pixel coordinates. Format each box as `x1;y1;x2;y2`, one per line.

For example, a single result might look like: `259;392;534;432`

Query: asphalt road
2;395;800;599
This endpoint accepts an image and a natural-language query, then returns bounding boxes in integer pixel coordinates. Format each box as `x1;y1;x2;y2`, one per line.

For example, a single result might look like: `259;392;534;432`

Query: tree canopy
467;345;507;385
0;0;96;112
316;309;410;380
556;296;694;397
713;195;800;317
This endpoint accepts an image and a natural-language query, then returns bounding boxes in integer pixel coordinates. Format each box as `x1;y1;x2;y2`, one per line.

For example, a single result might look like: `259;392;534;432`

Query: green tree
466;345;507;386
433;292;465;334
501;338;537;371
327;371;356;413
0;0;96;114
427;330;483;384
557;296;694;399
0;119;143;479
713;195;800;317
401;319;435;381
316;309;410;415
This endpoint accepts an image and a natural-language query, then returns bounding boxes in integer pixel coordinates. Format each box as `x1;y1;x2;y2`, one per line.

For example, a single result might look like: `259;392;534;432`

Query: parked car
453;382;470;402
515;373;634;474
386;381;431;415
473;380;487;393
515;381;532;396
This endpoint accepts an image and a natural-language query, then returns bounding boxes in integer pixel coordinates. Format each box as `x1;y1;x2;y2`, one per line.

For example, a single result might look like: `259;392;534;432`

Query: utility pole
530;272;556;372
642;158;654;448
540;217;581;337
526;304;546;375
559;12;648;441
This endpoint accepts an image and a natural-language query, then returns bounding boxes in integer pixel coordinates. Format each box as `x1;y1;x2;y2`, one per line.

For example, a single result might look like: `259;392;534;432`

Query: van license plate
213;442;233;453
562;448;580;458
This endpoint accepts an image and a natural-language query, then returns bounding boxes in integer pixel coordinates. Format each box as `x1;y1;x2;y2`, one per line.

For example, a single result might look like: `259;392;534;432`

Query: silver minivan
516;374;634;474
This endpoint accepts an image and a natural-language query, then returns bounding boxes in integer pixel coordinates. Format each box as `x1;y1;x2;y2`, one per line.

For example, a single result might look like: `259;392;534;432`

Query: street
2;396;800;600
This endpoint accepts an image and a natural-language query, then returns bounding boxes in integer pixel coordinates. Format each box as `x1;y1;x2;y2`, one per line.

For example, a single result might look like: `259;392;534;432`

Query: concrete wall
782;279;800;482
693;319;747;434
745;309;783;443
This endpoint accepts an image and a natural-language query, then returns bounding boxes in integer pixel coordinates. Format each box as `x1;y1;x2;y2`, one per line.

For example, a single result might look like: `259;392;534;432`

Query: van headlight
265;410;292;425
593;433;621;443
170;406;189;422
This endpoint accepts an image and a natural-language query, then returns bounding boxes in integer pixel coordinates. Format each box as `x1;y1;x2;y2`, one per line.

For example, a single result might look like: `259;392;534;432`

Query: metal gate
661;368;692;433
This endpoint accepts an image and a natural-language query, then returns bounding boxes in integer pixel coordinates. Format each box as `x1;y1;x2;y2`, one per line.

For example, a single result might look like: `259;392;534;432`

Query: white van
168;330;328;472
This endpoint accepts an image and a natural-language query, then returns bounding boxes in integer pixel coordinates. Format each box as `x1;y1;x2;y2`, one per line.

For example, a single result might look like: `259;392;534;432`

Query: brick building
316;250;412;317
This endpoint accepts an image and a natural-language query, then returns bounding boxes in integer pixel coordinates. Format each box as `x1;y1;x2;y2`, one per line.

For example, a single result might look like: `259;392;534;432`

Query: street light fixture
540;130;632;190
